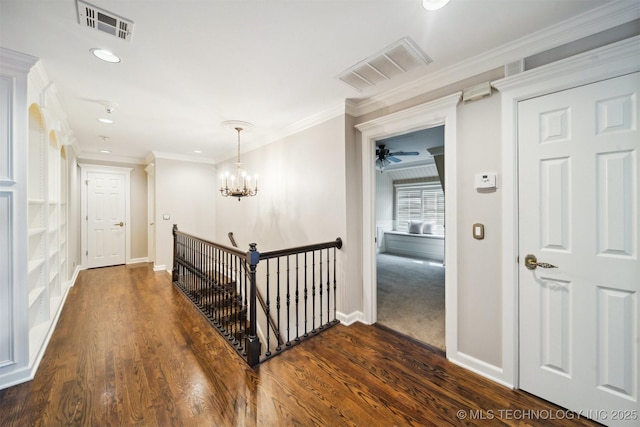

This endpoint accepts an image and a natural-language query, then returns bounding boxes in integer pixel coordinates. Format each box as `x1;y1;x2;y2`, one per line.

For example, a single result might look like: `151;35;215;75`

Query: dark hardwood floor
0;264;600;426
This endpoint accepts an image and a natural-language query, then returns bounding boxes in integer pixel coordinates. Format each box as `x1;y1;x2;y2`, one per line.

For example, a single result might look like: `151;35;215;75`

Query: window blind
395;184;444;234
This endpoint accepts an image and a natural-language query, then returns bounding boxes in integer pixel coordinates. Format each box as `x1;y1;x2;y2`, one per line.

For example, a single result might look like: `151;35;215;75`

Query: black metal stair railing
172;227;249;350
228;232;284;347
172;225;343;367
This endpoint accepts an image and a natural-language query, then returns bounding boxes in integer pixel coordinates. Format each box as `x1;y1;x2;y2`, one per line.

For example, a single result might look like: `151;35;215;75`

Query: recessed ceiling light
193;150;202;154
98;118;114;124
91;48;121;63
99;149;111;154
422;0;450;10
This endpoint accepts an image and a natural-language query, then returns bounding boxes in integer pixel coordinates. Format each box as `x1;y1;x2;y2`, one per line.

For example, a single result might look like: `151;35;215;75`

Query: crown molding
147;151;216;165
492;35;640;95
214;100;352;163
0;47;38;73
351;0;640;117
345;99;359;117
77;151;148;165
269;100;350;142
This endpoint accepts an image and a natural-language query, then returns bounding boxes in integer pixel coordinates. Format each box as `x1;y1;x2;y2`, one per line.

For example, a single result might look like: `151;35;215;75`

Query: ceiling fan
375;144;419;170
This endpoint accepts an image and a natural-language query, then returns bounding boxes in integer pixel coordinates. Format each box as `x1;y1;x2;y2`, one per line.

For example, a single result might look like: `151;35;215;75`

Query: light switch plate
473;223;484;240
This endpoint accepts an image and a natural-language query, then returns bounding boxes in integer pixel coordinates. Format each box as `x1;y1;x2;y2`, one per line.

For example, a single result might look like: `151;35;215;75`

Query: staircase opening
171;225;343;367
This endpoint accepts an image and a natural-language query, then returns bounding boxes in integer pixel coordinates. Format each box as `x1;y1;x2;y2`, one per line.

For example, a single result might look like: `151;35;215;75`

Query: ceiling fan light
422;0;450;11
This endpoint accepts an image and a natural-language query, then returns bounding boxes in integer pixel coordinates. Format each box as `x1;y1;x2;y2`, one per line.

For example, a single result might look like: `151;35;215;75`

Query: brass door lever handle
524;254;557;270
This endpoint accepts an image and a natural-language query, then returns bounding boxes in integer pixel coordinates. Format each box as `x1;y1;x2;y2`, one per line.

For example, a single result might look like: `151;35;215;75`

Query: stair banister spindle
326;248;331;328
304;252;308;337
238;256;245;351
172;224;178;282
333;246;337;322
276;258;281;352
311;251;316;333
319;249;323;329
213;247;219;326
294;254;300;342
223;249;230;337
286;255;291;346
265;260;272;357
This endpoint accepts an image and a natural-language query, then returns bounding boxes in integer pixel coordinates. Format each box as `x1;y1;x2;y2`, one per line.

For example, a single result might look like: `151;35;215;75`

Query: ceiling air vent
77;0;134;42
338;38;432;92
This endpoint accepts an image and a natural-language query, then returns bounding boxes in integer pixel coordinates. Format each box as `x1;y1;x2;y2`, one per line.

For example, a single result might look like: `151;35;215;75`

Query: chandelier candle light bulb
219;125;258;201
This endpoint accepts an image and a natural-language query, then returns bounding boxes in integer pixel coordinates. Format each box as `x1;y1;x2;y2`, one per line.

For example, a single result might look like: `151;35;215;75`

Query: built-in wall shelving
17;94;69;372
24;107;70;366
27;106;50;364
1;45;71;390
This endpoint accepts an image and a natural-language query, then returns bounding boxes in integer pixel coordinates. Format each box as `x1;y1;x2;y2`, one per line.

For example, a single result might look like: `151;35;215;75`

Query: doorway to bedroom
374;126;446;351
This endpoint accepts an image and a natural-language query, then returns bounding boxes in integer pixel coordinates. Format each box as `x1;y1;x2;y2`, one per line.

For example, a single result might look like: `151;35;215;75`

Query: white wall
343;114;363;320
215;115;351;316
215;116;347;251
375;171;393;233
455;94;503;367
154;157;217;272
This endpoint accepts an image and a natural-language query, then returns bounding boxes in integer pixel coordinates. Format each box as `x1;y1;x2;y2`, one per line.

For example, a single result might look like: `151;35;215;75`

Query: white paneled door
87;171;126;268
519;72;639;426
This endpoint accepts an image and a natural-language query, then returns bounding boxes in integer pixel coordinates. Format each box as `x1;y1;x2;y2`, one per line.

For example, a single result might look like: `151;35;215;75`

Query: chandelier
219;123;258;200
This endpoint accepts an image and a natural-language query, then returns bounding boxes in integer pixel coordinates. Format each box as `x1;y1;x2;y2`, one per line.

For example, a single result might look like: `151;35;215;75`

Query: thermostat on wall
475;173;497;189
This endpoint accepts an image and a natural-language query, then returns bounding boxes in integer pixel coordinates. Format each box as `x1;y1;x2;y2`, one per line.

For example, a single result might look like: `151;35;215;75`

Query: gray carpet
376;253;445;350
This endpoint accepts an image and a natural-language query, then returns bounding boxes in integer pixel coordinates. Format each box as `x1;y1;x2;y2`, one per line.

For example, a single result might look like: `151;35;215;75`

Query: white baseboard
128;257;149;264
448;350;514;389
69;265;83;286
153;264;166;272
0;366;34;391
18;275;76;391
337;310;364;326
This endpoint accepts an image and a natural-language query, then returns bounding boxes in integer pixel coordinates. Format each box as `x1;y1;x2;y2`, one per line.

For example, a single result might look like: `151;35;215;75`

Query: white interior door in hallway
518;72;639;426
81;165;131;269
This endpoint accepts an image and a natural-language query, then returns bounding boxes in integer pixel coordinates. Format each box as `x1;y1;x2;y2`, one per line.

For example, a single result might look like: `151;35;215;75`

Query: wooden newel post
246;242;261;367
172;224;178;282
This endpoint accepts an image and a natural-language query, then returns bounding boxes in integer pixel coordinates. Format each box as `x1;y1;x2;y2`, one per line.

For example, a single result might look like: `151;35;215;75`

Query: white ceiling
0;0;632;164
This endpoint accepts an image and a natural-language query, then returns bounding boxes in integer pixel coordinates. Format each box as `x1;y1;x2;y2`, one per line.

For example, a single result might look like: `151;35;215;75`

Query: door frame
144;163;156;266
356;92;461;358
79;164;133;268
492;35;640;388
